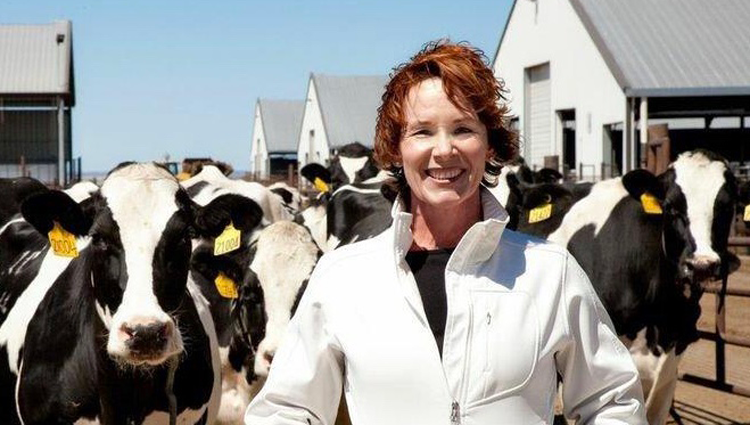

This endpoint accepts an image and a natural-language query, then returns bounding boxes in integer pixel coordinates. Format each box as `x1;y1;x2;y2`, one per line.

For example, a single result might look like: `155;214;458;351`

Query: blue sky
1;0;513;172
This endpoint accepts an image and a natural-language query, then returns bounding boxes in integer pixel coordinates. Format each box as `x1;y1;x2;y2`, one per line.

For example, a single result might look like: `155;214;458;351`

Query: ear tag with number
313;177;330;193
214;272;238;299
640;193;663;215
214;222;241;256
743;205;750;222
48;221;78;258
528;204;553;224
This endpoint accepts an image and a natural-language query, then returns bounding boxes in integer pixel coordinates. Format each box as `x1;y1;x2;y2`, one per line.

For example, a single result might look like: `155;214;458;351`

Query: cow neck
391;187;510;270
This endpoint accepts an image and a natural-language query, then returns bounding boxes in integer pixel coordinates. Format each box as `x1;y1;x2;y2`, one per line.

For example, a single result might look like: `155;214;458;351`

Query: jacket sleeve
244;262;344;425
555;253;647;424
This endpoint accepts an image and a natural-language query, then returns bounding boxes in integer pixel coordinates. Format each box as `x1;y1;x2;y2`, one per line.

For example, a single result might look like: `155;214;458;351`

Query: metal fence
678;236;750;399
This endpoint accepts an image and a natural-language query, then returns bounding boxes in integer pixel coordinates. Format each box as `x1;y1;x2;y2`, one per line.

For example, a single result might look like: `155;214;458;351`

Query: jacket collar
390;185;510;269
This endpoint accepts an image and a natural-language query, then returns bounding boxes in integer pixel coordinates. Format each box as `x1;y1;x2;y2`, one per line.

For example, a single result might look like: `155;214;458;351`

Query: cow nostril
120;325;135;339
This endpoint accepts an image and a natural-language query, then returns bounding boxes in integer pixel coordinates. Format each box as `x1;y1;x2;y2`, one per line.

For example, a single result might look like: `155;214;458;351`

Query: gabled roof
0;20;75;104
571;0;750;96
312;74;389;149
494;0;750;97
259;99;304;152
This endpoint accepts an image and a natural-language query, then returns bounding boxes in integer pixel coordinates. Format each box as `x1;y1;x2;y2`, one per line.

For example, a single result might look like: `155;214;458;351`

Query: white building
494;0;750;179
297;73;388;169
250;99;304;179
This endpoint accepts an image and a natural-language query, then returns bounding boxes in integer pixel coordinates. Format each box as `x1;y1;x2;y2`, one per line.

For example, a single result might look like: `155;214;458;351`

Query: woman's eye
410;129;430;137
455;127;473;135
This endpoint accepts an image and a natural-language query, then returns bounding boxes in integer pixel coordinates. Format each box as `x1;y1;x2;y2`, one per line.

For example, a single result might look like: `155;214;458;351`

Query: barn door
525;63;551;168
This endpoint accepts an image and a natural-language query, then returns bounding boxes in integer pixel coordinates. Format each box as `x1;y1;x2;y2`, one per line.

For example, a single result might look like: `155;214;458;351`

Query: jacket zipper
450;400;460;425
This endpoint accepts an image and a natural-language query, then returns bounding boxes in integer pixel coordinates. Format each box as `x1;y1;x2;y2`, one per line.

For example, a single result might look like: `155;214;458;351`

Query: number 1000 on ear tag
48;221;78;258
214;222;241;256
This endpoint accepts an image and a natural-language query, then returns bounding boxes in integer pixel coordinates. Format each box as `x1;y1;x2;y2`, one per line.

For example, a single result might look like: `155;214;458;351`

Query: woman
245;41;646;424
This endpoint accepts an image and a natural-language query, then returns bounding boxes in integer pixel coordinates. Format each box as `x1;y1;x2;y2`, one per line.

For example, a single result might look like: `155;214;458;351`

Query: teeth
427;169;462;180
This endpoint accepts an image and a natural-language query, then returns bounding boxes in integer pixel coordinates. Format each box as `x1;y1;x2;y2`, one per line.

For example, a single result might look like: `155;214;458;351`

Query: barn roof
0;20;75;104
259;99;304;153
571;0;750;96
312;74;388;149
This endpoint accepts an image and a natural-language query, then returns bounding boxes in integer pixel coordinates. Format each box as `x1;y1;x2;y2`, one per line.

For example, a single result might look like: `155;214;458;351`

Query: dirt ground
667;254;750;425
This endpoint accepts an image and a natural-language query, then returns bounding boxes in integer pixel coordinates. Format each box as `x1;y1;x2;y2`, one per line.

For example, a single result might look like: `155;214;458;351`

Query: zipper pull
451;400;461;425
486;311;492;325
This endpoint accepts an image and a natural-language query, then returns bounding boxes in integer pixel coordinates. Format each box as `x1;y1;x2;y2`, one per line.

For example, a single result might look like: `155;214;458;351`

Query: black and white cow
298;173;393;252
507;150;738;424
0;162;260;424
185;170;321;425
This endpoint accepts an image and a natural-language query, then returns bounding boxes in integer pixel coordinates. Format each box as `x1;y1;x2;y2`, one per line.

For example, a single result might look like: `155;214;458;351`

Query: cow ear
21;191;92;237
300;163;331;186
194;194;264;238
622;169;665;200
535;168;563;183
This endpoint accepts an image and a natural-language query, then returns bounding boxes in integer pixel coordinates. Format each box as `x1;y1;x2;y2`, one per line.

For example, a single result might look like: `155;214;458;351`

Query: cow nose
686;255;721;279
121;321;173;353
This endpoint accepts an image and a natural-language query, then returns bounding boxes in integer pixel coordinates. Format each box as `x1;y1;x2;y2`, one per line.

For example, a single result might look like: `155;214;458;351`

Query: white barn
297;73;388;169
250;99;304;179
494;0;750;179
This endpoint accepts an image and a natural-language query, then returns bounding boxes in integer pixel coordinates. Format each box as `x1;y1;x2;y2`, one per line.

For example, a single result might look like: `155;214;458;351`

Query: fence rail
677;236;750;399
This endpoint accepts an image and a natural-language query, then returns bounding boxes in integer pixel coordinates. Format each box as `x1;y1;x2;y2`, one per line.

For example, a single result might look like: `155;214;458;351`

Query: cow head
22;162;260;367
250;221;320;378
658;150;738;286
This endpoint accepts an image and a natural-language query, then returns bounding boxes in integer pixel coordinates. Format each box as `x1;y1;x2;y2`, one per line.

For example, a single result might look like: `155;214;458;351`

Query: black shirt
405;248;453;358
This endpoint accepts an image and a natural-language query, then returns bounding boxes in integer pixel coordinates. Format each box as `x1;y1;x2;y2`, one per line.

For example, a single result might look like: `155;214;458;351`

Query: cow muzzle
111;318;183;366
684;254;721;281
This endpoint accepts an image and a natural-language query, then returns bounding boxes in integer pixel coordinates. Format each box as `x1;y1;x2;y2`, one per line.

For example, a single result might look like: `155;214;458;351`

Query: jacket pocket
468;290;539;401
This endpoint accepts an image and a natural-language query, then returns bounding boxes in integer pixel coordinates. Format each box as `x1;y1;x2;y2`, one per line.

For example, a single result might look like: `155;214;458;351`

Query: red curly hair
374;40;518;187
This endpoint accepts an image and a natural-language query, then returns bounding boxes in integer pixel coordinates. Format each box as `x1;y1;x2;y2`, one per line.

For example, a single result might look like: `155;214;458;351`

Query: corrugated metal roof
0;21;74;99
259;99;304;152
572;0;750;96
312;74;388;148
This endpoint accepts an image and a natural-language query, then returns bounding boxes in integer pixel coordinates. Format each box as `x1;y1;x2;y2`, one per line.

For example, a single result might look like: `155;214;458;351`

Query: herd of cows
0;143;748;424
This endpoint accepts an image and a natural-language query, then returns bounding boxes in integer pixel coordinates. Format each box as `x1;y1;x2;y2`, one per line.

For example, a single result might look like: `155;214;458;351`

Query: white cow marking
100;164;183;365
671;151;726;263
548;177;628;247
338;156;369;184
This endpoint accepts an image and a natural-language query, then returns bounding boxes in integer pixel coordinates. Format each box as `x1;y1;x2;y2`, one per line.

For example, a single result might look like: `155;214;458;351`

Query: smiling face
399;78;490;215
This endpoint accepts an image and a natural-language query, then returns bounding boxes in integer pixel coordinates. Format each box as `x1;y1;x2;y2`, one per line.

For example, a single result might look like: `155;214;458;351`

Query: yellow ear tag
214;222;241;256
48;221;78;258
743;205;750;222
528;204;553;224
214;272;238;299
314;177;329;193
640;193;663;215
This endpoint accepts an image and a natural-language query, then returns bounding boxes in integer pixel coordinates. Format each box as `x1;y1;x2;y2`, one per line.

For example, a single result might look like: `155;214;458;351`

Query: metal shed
0;20;76;185
494;0;750;179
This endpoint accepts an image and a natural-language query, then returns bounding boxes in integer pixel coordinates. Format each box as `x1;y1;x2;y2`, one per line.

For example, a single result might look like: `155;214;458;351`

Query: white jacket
246;188;646;424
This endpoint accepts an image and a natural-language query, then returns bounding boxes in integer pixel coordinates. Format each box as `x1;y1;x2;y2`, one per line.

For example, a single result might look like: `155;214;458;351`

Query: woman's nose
433;132;455;158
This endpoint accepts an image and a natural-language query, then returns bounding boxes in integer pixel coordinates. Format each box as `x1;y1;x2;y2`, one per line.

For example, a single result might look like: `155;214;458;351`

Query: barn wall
494;0;626;172
250;103;269;179
297;79;330;170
